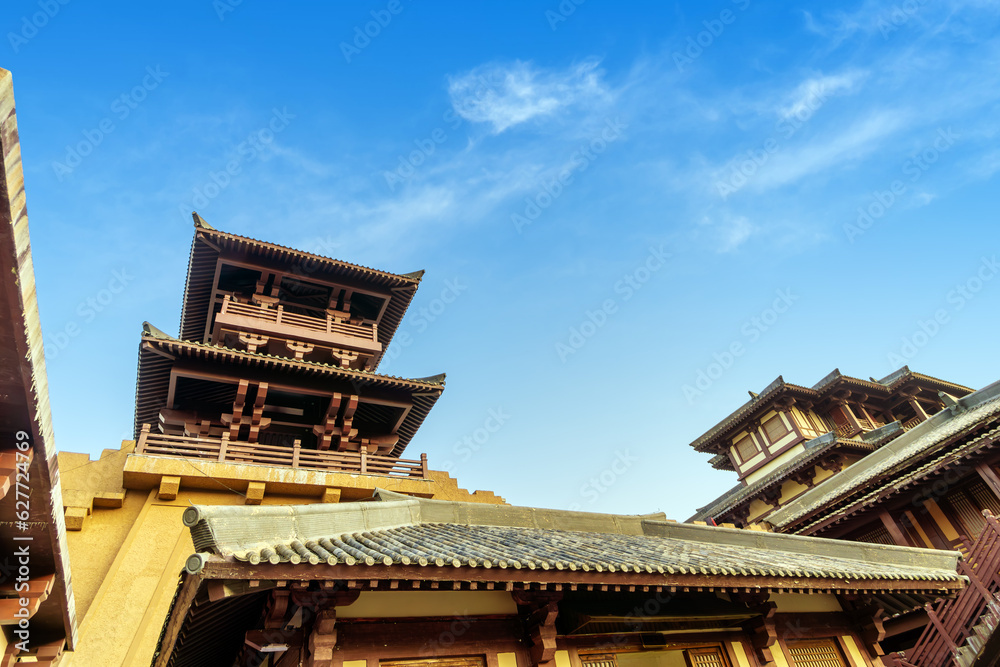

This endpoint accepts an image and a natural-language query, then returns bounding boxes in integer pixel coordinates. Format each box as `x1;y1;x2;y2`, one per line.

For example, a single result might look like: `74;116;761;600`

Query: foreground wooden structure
691;370;1000;665
152;492;968;667
0;66;983;666
0;68;75;666
895;510;1000;667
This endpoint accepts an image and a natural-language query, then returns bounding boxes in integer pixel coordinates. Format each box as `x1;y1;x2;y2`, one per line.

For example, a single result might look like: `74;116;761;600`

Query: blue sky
5;0;999;518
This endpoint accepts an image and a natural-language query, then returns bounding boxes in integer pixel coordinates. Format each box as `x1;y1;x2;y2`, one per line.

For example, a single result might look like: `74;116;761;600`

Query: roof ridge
191;216;423;284
181;493;962;581
141;324;446;387
767;380;1000;530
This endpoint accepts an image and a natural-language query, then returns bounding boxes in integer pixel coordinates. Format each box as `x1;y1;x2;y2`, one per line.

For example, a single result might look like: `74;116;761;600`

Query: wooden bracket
238;332;269;353
336;395;359;451
306;609;338;667
285;340;315;360
331;348;360;369
842;598;887;657
513;592;563;667
741;600;777;666
760;485;783;508
314;394;343;451
789;468;816;489
817;454;843;474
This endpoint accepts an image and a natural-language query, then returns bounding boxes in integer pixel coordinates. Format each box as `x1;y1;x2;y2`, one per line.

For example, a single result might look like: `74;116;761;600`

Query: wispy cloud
777;71;865;120
752;109;909;191
448;59;612;134
716;214;755;253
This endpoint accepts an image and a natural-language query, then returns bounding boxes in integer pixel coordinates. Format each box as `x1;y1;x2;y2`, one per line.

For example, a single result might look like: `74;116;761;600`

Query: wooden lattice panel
735;434;758;462
786;639;848;667
763;414;789;442
581;655;616;667
687;647;729;667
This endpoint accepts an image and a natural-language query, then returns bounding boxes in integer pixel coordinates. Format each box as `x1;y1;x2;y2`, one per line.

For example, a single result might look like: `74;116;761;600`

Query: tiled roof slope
0;67;76;648
688;367;973;454
797;422;1000;535
134;324;444;456
179;215;422;368
182;491;963;588
767;380;1000;531
689;423;903;522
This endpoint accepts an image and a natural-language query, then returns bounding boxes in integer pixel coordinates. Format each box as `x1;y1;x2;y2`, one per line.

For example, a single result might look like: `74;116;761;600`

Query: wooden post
292;440;301;469
276;304;284;325
878;509;911;547
136;423;151;454
219;431;229;462
360;445;367;474
957;560;994;603
841;402;864;435
976;462;1000;502
923;603;958;653
420;453;428;479
908;397;929;422
371;322;378;341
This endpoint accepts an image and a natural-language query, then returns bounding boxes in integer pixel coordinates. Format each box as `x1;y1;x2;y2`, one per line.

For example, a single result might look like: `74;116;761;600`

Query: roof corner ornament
191;211;216;230
142;322;174;340
939;391;964;415
183;552;209;574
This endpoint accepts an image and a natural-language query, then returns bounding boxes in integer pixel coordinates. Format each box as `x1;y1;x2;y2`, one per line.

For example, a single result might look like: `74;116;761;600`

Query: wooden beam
196;561;964;594
152;573;203;667
878;510;911;547
976;461;1000;501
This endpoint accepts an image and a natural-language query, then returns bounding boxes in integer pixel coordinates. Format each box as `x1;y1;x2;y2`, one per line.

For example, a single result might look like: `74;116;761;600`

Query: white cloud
749;109;908;191
448;59;611;134
778;71;865;120
720;215;755;252
699;214;755;253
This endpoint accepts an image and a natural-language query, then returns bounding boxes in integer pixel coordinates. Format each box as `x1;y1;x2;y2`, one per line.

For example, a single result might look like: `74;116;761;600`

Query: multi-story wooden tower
124;214;466;502
54;214;501;666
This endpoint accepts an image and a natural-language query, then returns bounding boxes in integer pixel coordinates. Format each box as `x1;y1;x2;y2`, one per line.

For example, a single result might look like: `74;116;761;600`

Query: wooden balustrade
888;509;1000;666
134;424;427;478
836;423;856;438
902;416;924;431
219;295;378;342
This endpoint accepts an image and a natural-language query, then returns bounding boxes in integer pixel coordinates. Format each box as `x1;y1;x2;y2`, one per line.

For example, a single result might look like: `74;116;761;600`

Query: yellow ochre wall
55;440;505;667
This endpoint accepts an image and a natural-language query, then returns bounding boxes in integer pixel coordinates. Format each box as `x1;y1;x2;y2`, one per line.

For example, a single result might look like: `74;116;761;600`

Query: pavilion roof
134;324;444;457
0;67;76;651
767;379;1000;533
178;214;423;369
688;426;898;523
689;367;974;455
182;490;964;593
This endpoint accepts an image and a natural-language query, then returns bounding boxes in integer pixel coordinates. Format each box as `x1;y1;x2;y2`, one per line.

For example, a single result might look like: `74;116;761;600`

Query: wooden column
878;509;911;547
306;609;338;667
513;592;562;667
976;461;1000;502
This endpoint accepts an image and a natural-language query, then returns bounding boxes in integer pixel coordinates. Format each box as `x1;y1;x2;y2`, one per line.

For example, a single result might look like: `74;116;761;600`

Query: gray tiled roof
767;380;1000;531
182;491;962;587
689;425;901;523
688;367;973;454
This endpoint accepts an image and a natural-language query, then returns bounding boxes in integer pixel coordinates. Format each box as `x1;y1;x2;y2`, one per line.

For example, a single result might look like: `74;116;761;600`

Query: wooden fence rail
220;296;378;342
134;424;428;479
889;509;1000;666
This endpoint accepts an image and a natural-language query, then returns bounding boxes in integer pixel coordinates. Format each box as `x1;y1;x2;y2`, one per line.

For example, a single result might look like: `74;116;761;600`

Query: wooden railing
134;424;427;478
890;510;1000;666
219;296;378;342
836;423;857;438
903;416;924;431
